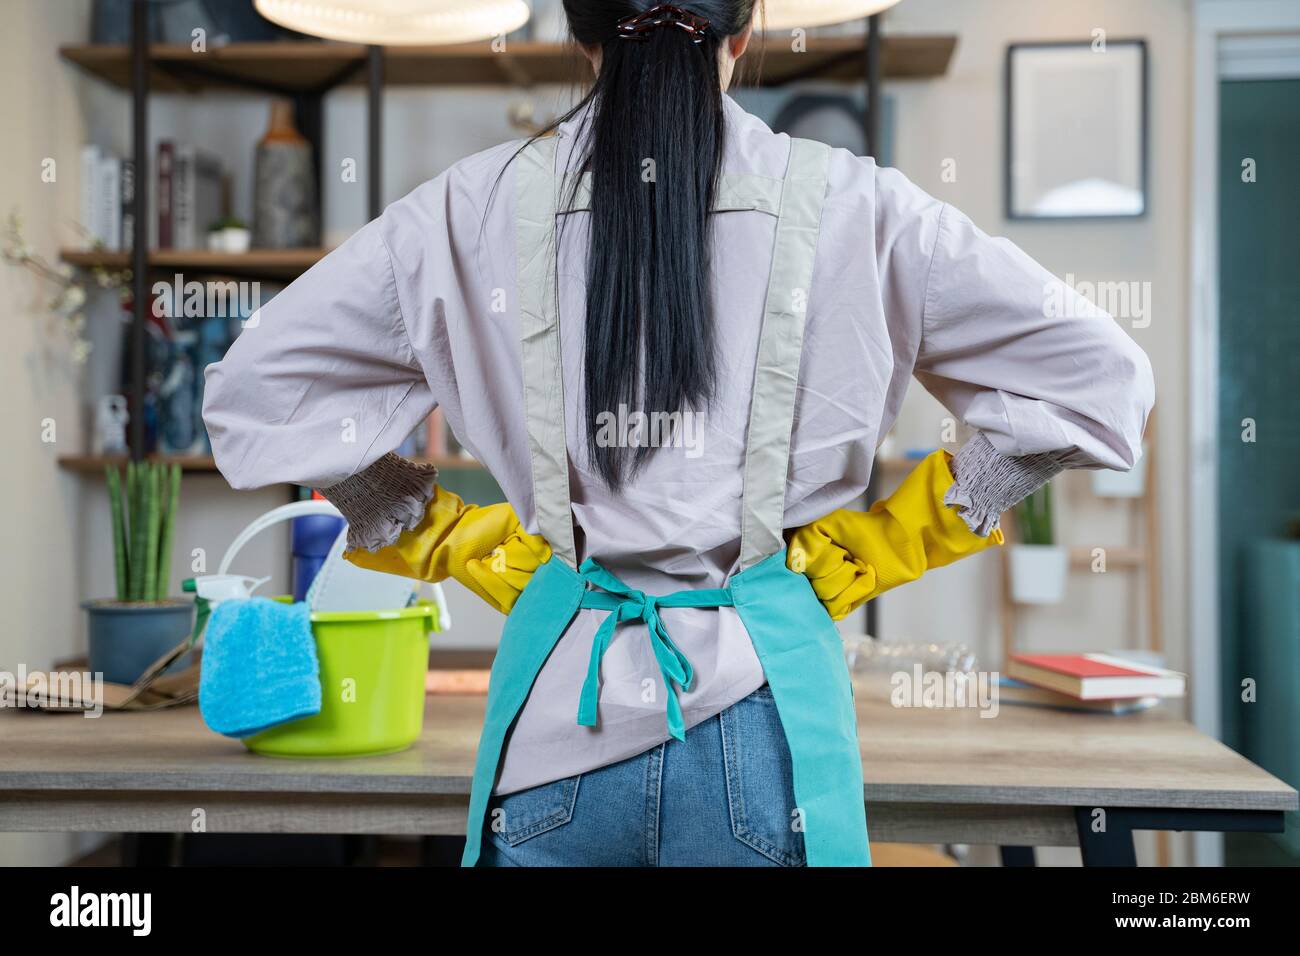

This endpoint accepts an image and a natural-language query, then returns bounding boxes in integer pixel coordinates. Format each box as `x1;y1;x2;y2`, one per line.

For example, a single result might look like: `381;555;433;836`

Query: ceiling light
254;0;531;46
762;0;903;32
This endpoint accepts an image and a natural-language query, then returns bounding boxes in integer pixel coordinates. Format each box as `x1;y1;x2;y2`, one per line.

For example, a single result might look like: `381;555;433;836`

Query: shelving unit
60;35;956;91
61;11;955;468
58;454;488;475
60;247;326;281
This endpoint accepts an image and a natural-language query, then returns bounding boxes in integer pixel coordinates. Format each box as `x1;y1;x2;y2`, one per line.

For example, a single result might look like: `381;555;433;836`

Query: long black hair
511;2;760;489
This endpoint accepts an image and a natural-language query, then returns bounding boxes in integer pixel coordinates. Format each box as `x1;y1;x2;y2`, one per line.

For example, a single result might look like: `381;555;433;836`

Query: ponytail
507;2;758;489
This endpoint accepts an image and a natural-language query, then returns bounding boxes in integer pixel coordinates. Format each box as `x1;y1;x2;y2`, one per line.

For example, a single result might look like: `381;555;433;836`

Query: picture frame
1005;39;1148;220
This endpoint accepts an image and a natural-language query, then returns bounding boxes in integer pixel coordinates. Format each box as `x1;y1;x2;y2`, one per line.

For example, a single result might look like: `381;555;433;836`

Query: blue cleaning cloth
198;598;321;739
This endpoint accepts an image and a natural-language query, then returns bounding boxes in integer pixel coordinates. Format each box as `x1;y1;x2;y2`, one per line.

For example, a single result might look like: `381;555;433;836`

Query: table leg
1000;845;1037;866
120;833;173;866
1074;806;1285;866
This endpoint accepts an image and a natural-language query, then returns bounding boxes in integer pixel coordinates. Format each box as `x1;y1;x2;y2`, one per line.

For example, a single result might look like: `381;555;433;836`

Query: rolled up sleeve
914;203;1154;471
202;216;435;490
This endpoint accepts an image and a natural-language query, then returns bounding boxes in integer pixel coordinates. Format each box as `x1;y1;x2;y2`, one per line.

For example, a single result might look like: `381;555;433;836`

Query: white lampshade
254;0;531;46
762;0;902;31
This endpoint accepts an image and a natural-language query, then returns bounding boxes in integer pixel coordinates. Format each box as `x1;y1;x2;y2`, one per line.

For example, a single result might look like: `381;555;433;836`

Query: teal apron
461;135;870;867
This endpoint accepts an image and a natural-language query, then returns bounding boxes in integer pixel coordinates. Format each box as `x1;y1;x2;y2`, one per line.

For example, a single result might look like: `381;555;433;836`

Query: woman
204;1;1153;867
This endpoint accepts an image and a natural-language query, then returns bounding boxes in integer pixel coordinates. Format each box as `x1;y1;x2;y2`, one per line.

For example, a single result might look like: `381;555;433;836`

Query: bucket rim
270;596;439;625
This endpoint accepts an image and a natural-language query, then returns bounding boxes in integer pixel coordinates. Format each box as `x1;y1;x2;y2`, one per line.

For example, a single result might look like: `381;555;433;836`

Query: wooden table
1;684;1294;866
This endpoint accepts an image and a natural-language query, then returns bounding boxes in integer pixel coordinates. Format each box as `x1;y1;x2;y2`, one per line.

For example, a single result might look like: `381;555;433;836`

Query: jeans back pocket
486;774;581;847
719;686;807;866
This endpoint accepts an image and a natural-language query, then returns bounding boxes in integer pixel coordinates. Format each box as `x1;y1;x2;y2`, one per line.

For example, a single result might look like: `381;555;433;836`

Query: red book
1007;653;1185;701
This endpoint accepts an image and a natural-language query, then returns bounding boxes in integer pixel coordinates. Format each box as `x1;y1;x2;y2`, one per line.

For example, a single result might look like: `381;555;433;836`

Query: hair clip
616;4;712;44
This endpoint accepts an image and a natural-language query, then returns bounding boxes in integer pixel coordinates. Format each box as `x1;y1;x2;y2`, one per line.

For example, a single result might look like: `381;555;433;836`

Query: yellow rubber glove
787;449;1004;620
344;486;551;614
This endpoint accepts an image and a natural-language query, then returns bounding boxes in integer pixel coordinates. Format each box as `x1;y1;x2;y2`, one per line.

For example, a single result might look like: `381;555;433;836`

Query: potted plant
1008;482;1069;605
82;461;193;684
207;216;251;253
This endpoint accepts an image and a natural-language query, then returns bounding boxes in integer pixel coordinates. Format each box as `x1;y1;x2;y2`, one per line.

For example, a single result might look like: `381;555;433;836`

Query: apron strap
515;135;579;567
738;137;832;570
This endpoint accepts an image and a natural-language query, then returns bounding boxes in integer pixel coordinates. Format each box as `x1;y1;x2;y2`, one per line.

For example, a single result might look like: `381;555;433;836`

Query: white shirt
203;95;1154;794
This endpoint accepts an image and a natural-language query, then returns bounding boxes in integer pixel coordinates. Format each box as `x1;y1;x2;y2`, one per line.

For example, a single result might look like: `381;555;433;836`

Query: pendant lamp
253;0;531;46
762;0;902;31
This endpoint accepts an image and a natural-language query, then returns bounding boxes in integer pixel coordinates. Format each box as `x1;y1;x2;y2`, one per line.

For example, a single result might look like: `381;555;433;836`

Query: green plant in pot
1008;482;1069;605
83;461;193;684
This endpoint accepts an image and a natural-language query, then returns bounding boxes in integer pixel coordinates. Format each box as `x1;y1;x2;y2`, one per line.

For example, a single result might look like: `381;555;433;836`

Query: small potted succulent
1008;482;1069;605
83;462;193;684
207;216;252;253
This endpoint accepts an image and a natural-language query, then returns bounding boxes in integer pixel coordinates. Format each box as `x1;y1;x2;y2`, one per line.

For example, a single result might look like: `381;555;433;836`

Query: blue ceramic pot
83;599;194;686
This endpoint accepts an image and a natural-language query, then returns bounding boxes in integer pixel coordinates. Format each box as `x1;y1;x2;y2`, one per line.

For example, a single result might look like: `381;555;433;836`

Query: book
79;144;101;248
157;140;174;249
173;146;223;250
1007;653;1185;701
97;154;121;253
120;158;135;252
996;677;1160;715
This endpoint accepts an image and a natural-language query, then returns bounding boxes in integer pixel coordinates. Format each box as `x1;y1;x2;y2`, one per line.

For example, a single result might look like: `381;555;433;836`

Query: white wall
0;0;101;868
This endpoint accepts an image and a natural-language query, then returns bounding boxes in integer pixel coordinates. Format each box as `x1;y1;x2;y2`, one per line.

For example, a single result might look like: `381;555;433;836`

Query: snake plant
1013;482;1055;546
105;461;182;602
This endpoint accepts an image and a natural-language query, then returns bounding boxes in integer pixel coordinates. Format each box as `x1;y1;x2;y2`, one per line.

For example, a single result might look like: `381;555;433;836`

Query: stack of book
79;140;223;252
1002;653;1186;715
79;145;131;252
156;140;223;251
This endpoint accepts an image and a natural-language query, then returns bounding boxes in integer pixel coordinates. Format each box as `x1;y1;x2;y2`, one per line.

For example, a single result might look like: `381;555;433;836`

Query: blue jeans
478;684;807;866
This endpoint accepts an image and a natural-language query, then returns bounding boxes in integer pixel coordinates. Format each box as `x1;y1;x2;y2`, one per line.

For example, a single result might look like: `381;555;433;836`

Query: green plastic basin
243;601;438;758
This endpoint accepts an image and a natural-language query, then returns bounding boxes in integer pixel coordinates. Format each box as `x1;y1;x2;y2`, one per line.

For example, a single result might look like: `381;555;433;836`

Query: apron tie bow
576;559;733;742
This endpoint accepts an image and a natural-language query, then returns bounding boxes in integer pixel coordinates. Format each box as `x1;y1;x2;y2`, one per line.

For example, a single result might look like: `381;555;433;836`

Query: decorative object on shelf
254;0;530;45
197;0;299;43
84;461;193;685
252;100;318;249
2;211;130;364
1092;444;1148;498
90;0;151;44
158;331;203;455
93;0;295;44
763;0;902;31
1008;482;1068;605
153;0;221;44
94;395;130;456
207;216;252;253
1006;40;1148;220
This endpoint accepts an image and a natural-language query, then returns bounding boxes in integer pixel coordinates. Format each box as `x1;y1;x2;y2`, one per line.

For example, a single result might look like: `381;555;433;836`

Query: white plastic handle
218;500;342;576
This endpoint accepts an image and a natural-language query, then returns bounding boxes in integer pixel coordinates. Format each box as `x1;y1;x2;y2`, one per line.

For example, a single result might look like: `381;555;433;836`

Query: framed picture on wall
1005;39;1148;220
